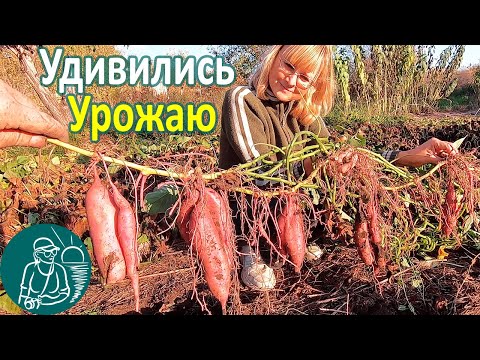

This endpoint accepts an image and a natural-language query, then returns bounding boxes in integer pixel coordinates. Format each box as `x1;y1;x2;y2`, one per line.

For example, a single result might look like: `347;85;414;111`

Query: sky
116;45;480;69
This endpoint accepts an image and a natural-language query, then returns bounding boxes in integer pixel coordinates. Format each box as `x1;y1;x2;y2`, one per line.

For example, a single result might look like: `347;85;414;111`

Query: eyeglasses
278;57;314;90
38;249;58;256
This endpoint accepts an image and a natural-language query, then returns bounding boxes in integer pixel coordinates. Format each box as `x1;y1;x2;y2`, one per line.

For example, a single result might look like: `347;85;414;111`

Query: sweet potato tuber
366;198;382;246
441;180;460;238
176;187;200;244
108;179;140;313
204;188;235;269
85;166;126;284
353;212;374;266
189;203;232;313
277;194;306;273
176;186;233;314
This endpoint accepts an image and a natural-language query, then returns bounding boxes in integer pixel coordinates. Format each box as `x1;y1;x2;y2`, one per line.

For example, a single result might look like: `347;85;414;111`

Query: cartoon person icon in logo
18;237;71;311
1;224;91;315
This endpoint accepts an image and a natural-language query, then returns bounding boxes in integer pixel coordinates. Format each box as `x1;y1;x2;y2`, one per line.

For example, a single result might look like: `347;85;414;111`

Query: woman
219;45;458;290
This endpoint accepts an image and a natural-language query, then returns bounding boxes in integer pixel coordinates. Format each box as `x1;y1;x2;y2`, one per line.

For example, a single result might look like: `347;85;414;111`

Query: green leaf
463;214;475;234
137;233;149;245
107;163;122;174
200;139;212;148
348;134;366;148
0;180;8;190
84;237;93;253
0;291;23;314
401;257;411;268
15;155;30;165
169;135;191;144
144;184;179;215
51;156;61;166
27;212;40;225
1;198;12;213
2;155;37;179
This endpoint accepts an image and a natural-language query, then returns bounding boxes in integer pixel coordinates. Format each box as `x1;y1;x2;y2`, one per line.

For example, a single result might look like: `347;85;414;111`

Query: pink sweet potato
277;194;306;273
366;198;382;246
189;202;232;314
176;186;232;313
175;187;200;244
85;166;126;284
441;180;460;238
353;212;374;266
108;179;140;313
203;188;235;269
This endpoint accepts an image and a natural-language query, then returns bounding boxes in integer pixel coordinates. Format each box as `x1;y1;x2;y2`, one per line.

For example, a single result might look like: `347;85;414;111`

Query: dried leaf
452;136;467;151
437;246;449;260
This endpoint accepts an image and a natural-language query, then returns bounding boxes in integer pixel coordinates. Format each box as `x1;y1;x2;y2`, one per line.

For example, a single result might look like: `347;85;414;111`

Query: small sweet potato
366;198;382;246
441;181;460;238
353;212;374;266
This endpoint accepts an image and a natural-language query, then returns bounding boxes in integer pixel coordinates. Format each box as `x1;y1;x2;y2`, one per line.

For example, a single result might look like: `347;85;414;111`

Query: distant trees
1;45;469;119
207;45;269;82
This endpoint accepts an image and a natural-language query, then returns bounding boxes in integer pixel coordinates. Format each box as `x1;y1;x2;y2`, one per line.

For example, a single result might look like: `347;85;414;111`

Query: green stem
47;138;186;178
384;162;446;191
356;147;411;179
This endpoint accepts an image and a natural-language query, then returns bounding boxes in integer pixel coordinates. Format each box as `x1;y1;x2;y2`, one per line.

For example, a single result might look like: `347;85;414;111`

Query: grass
437;85;479;112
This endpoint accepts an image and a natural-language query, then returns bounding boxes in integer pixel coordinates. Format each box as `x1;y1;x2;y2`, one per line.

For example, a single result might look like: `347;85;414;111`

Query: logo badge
1;224;91;315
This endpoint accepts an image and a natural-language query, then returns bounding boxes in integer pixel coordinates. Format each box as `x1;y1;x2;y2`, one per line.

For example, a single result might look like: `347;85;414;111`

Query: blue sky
117;45;480;69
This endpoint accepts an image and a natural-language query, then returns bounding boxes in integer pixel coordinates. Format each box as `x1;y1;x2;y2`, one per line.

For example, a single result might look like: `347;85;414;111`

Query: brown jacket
219;85;330;174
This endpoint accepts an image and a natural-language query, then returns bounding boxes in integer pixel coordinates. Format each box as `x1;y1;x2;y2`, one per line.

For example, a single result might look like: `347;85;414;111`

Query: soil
1;113;480;316
63;238;480;316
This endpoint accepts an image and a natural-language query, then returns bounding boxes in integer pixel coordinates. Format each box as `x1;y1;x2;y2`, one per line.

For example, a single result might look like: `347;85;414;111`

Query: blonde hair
249;45;336;126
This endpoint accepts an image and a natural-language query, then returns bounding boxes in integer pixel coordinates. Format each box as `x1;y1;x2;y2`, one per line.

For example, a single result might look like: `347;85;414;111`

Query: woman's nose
285;73;298;87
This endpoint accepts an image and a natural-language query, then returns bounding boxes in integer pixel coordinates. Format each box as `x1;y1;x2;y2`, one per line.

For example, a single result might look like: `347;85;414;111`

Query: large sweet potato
176;186;233;314
204;188;235;269
108;180;140;313
85;167;126;284
277;194;306;273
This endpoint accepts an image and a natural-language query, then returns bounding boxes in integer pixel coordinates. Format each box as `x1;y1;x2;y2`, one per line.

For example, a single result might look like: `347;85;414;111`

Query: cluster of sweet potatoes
85;165;140;312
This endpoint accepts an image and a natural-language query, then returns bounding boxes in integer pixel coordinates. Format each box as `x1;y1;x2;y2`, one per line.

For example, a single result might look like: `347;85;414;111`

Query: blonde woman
219;45;458;290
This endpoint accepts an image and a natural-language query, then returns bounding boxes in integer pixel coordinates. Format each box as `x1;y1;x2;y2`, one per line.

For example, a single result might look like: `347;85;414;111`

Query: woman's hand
394;137;459;167
303;148;358;177
333;148;358;174
0;79;69;149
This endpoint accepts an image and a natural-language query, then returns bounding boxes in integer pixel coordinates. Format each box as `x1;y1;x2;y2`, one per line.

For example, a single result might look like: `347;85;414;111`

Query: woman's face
36;248;57;263
268;46;316;102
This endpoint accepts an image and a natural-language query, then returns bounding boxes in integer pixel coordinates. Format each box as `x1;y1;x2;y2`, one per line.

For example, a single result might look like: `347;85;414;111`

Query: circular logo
0;224;91;315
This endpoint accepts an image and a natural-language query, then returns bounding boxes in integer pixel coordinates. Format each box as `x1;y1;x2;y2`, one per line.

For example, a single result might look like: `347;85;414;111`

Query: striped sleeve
381;150;400;162
292;162;304;179
221;86;306;188
222;86;270;163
